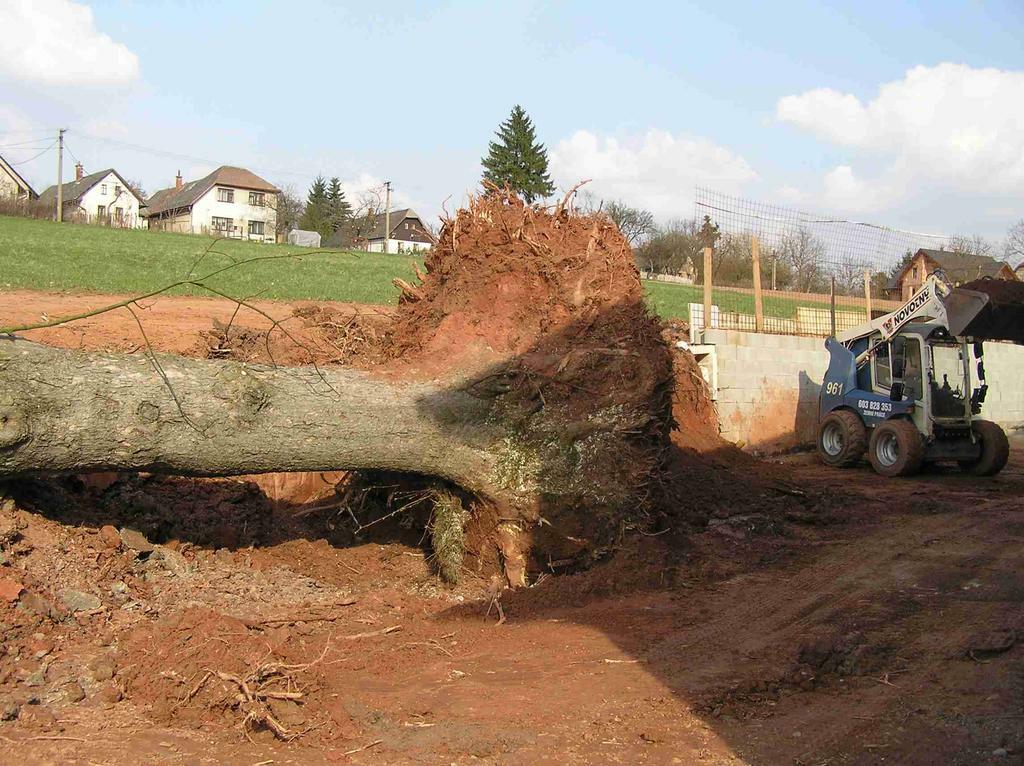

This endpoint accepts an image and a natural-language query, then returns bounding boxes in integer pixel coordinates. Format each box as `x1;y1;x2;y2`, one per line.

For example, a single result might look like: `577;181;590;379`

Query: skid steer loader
816;273;1024;477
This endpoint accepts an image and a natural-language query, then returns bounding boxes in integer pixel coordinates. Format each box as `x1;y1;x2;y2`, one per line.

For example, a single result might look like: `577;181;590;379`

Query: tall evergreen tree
299;175;330;238
326;176;352;233
481;105;555;203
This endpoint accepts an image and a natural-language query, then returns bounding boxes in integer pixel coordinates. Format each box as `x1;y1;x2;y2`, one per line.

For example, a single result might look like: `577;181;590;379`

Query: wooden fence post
703;246;713;331
864;267;873;321
751;235;764;332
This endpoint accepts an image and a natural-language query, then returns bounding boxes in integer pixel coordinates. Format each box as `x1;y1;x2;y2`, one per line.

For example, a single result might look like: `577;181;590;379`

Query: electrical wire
63;141;81;166
0;138;58;149
9;141;56;165
73;131;326;182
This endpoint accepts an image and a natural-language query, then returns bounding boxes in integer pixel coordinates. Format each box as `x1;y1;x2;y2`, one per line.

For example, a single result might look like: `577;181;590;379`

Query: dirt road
2;291;1022;764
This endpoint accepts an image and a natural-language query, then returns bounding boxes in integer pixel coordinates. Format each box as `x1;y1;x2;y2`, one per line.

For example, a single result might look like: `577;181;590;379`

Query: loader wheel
817;410;867;468
868;419;924;478
959;420;1009;476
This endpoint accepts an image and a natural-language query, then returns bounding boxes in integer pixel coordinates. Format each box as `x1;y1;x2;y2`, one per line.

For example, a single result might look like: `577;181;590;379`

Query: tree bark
0;337;505;500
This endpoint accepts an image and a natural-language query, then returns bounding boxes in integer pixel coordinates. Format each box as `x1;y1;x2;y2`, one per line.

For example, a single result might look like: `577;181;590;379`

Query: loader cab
865;322;973;438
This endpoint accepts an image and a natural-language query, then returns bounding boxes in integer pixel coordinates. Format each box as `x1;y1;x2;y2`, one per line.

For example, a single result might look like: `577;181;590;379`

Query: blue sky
1;0;1023;241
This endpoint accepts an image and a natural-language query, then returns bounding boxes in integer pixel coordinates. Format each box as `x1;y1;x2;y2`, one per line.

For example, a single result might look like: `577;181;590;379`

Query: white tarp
287;229;321;248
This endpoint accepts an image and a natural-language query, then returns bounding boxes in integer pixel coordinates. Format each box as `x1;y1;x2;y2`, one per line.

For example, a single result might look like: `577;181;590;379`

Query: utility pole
56;129;66;222
383;181;392;254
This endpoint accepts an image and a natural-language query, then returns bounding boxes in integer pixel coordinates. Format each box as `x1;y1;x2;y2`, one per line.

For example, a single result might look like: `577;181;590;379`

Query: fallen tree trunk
0;339;502;496
0;192;677;579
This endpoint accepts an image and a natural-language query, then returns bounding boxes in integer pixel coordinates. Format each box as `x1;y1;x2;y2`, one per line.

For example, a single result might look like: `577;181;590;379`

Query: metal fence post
864;267;873;321
751;235;764;332
703;246;713;331
830;276;837;337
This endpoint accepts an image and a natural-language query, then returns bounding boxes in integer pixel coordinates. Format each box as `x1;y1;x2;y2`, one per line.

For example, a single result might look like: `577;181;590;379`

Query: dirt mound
961;277;1024;302
379;191;668;385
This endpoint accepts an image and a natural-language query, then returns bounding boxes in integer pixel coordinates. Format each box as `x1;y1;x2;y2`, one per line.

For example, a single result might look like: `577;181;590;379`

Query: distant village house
886;248;1017;301
0;154;38;200
325;209;434;253
145;166;278;243
38;164;146;228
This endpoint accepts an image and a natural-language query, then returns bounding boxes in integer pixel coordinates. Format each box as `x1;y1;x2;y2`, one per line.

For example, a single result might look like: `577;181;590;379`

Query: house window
97;204;106;218
248;192;265;206
911;266;919;280
100;184;107;195
217;188;234;203
114;184;122;197
248;220;265;236
114;207;124;222
211;216;233;232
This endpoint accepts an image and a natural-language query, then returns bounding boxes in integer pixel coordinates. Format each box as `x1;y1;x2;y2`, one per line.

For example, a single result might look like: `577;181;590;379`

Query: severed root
430;492;467;584
484;574;507;626
193;646;333;742
392;277;424;303
495;521;527;587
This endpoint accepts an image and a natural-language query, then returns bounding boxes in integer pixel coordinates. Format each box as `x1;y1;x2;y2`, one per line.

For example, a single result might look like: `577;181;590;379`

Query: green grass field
0;215;864;323
0;215;420;304
644;280;868;321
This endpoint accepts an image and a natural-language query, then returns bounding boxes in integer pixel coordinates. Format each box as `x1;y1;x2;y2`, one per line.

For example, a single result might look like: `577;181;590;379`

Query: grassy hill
0;215;861;323
0;215;420;305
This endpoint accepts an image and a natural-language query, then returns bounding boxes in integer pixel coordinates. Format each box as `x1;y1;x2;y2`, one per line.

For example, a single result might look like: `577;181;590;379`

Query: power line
72;131;325;182
63;141;81;166
0;138;58;149
10;141;56;166
0;129;60;137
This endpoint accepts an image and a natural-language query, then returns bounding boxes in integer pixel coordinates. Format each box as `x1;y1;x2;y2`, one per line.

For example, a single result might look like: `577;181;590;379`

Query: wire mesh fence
673;188;955;337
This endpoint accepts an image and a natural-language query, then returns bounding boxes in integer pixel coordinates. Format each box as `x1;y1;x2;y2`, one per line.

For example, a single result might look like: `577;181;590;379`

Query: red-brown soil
2;290;1023;765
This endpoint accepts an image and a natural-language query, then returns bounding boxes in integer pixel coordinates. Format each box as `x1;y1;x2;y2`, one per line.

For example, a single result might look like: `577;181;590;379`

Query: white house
38;165;146;228
0;154;37;200
334;208;433;253
145;166;279;243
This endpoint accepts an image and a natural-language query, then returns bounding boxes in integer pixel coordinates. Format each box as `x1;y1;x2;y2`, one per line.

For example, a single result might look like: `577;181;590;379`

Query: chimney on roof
175;170;183;190
74;162;83;181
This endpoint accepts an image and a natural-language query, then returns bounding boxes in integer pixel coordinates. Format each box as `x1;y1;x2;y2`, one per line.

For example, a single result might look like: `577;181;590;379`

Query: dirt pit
2;284;1024;764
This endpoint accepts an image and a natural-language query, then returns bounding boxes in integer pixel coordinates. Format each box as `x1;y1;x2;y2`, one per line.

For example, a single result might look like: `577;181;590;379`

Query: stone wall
697;329;1024;452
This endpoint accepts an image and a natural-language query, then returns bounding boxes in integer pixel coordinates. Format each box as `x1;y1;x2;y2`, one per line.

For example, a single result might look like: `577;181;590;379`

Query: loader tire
817;410;867;468
959;419;1009;477
868;419;925;478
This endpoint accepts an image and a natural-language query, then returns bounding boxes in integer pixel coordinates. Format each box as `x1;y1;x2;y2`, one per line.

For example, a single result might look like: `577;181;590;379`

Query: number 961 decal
824;381;843;395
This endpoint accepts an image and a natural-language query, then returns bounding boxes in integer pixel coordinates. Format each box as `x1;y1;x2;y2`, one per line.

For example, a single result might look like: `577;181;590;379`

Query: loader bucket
944;279;1024;344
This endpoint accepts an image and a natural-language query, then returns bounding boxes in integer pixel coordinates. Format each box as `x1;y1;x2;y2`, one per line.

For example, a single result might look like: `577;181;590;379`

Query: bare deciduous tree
946;234;995;258
1004;219;1024;266
271;184;305;239
777;228;827;293
603;201;656;247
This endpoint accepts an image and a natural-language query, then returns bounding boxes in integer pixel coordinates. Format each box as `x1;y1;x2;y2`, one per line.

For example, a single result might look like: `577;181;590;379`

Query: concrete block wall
700;330;1024;452
979;342;1024;432
702;329;829;451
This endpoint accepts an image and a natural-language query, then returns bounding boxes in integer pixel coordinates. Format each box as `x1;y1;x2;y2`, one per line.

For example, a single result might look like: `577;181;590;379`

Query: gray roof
0;153;38;199
145;166;279;217
918;248;1012;282
888;248;1014;291
363;208;423;240
39;168;140;207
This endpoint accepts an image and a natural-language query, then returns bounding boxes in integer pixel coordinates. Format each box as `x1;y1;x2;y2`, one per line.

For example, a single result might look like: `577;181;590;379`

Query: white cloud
550;129;757;219
0;0;140;87
777;63;1024;213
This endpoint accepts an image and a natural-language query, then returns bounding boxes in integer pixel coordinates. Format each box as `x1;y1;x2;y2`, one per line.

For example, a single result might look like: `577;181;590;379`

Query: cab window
874;342;891;388
872;338;922;401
